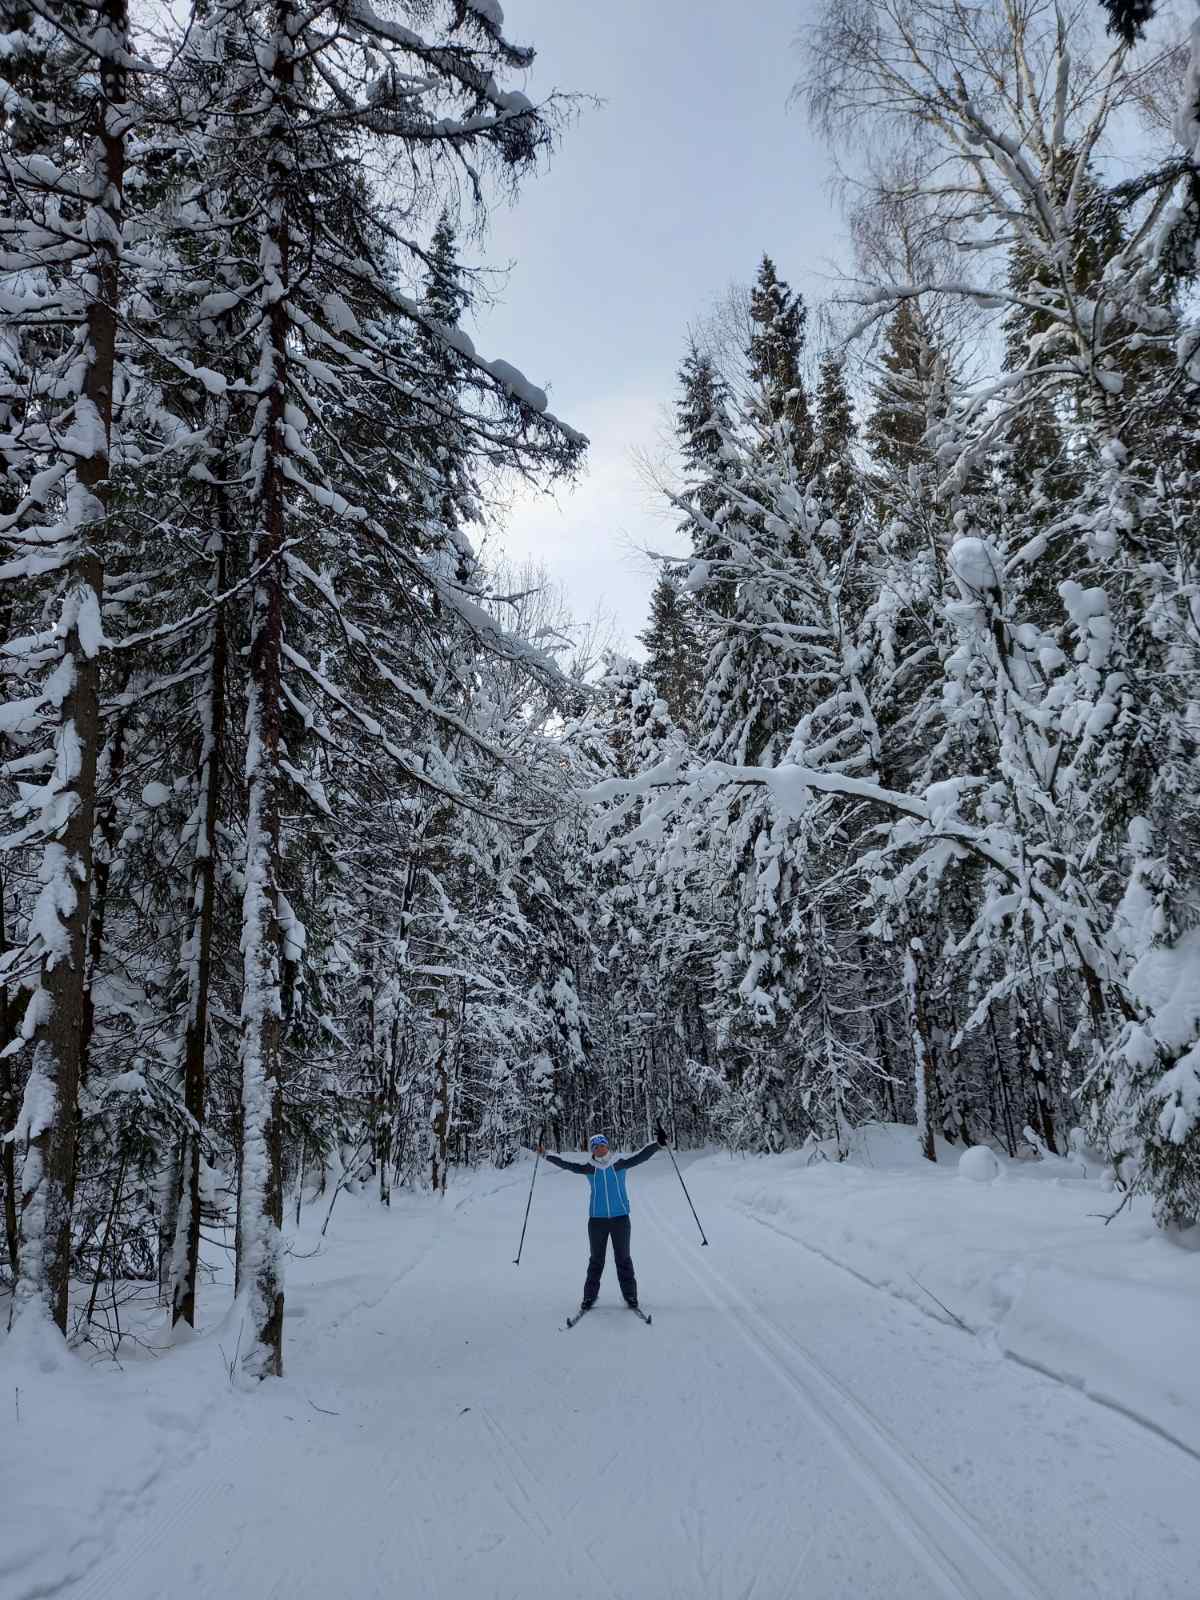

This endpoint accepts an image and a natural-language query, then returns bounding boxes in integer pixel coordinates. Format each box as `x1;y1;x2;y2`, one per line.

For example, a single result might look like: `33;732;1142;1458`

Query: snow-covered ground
4;1134;1199;1600
727;1124;1200;1457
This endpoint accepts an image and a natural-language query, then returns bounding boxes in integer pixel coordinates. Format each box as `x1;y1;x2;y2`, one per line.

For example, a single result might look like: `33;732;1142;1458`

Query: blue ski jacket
543;1143;661;1218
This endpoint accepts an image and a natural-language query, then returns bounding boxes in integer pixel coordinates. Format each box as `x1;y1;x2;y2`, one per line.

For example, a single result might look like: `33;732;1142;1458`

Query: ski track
643;1194;1042;1600
477;1404;559;1544
75;1479;225;1600
731;1197;1200;1466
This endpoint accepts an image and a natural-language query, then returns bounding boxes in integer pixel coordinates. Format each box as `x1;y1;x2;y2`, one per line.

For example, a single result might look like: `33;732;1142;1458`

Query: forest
1;0;1198;1398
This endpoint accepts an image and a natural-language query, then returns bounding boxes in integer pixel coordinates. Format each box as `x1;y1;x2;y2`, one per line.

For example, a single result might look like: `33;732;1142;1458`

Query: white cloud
489;385;679;650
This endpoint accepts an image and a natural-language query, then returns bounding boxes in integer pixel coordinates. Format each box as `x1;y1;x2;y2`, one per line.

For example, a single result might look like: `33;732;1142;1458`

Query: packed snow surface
4;1129;1199;1600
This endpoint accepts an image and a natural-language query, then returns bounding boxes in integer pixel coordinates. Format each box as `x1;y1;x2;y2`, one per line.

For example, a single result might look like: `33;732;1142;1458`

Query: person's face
591;1141;608;1162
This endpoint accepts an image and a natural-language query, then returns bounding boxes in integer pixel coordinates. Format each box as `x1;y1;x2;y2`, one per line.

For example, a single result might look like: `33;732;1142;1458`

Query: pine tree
747;255;813;467
810;353;861;525
637;573;704;729
1;0;588;1364
864;301;949;485
677;343;733;492
675;342;737;618
417;210;477;545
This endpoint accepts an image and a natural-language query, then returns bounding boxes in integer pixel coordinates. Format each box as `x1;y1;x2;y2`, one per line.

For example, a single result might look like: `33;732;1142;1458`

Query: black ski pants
584;1215;637;1305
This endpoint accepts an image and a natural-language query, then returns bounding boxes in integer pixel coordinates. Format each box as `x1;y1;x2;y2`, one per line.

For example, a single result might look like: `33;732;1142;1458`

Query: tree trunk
234;7;294;1378
170;534;228;1328
904;938;938;1163
80;691;133;1270
1013;1001;1058;1155
11;7;126;1335
235;525;287;1377
642;1041;654;1146
78;685;132;1097
430;995;451;1194
371;979;392;1207
988;1009;1019;1158
0;879;20;1281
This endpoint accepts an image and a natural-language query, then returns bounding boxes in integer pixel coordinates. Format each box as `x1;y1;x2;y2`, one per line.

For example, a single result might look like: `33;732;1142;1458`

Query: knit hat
588;1132;609;1150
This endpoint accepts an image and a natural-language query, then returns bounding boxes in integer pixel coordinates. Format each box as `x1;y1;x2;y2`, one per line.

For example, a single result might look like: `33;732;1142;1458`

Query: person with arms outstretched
537;1127;667;1313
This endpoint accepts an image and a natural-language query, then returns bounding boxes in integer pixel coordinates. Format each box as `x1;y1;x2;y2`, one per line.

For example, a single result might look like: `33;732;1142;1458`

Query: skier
537;1127;668;1314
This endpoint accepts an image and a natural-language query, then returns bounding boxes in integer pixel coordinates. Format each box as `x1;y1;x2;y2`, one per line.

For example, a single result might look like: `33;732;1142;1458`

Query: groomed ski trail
54;1158;1200;1600
643;1193;1039;1600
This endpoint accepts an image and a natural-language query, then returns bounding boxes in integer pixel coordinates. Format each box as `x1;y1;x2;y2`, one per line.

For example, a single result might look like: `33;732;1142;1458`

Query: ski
563;1305;652;1329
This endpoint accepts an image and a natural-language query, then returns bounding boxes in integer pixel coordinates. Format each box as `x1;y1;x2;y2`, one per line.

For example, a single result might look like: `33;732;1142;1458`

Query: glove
655;1122;668;1146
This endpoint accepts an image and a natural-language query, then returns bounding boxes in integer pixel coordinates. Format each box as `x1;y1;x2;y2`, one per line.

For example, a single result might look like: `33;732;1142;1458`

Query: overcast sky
467;0;847;652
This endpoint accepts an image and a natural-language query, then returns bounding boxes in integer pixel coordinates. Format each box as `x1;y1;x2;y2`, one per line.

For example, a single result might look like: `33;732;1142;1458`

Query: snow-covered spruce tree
747;255;814;469
716;282;896;1146
859;296;979;1158
637;571;704;731
675;342;738;621
809;352;862;526
0;0;586;1363
583;654;691;1146
692;482;808;1151
103;56;258;1330
172;0;585;1377
863;299;957;537
0;0;136;1339
654;379;885;1147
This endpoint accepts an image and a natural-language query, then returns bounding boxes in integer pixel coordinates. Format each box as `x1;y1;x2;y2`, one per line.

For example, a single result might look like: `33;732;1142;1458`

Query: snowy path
46;1157;1200;1600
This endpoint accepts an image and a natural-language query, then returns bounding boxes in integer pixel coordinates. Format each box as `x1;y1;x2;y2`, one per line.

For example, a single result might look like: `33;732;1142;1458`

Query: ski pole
513;1124;545;1266
665;1140;708;1245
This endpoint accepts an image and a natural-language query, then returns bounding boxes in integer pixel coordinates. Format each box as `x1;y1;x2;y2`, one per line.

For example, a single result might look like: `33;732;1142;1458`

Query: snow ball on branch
1058;580;1108;627
322;293;360;336
763;765;812;823
141;781;171;808
923;777;972;823
949;536;1003;596
104;1070;151;1100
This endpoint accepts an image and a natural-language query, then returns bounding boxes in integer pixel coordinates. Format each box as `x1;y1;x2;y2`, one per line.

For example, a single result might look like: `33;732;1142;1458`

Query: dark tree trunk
13;8;125;1333
78;687;133;1257
172;535;227;1328
904;938;938;1164
234;5;295;1378
0;880;20;1280
430;996;451;1194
